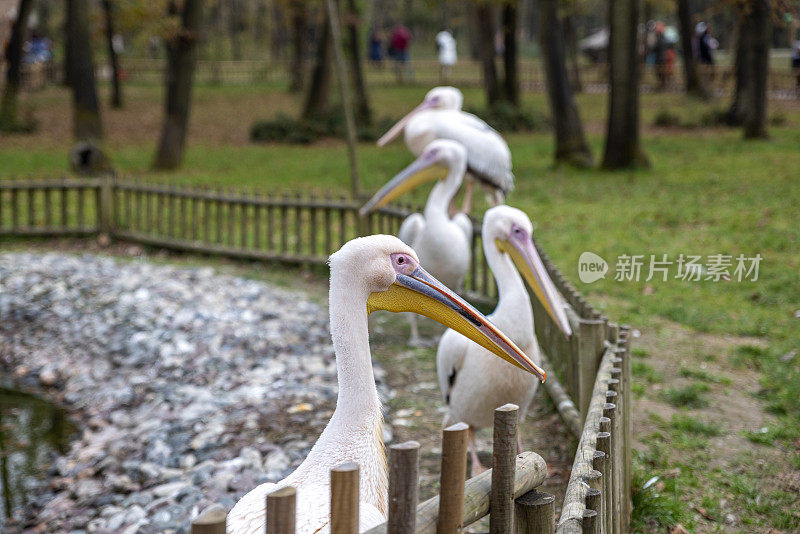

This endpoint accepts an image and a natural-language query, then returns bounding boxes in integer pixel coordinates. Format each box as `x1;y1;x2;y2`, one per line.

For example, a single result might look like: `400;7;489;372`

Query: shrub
653;109;682;127
250;107;395;144
464;102;550;133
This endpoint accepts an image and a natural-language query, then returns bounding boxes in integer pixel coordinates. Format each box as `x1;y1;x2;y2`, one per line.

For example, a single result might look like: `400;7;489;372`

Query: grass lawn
2;82;799;532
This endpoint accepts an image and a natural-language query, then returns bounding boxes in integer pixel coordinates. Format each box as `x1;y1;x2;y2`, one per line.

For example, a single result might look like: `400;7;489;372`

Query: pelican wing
431;111;514;194
452;213;473;245
397;213;425;248
436;328;470;407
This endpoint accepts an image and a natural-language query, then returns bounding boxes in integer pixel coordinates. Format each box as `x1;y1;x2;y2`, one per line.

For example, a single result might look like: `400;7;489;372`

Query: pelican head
376;86;464;147
484;206;573;337
331;235;544;378
360;140;466;216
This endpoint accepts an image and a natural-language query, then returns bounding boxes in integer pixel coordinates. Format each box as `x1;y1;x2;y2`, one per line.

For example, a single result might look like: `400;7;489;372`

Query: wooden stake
388;441;420;534
437;422;469;534
513;490;554;533
331;462;360;534
266;486;297;534
490;404;519;534
191;504;227;534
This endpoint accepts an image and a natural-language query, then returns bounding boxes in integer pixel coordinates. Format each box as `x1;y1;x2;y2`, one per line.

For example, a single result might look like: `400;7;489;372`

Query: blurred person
435;28;457;83
792;38;800;92
390;23;412;83
695;22;717;65
653;21;667;90
368;28;384;67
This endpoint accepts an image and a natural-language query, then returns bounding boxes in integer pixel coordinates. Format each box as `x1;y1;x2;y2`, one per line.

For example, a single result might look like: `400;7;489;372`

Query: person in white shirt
436;29;457;83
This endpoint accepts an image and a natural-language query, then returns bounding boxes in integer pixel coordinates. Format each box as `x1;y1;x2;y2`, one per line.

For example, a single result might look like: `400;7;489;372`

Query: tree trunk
563;15;582;93
288;0;307;92
254;0;268;43
537;0;593;167
501;1;519;106
66;0;103;141
302;8;334;120
101;0;122;108
601;0;648;169
676;0;707;98
474;2;500;106
153;0;205;170
228;0;243;61
742;0;769;139
726;23;747;126
0;0;34;132
345;0;372;124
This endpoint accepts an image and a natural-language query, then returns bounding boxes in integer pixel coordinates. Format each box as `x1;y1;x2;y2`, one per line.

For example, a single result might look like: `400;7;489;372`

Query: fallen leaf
670;524;690;534
288;403;313;414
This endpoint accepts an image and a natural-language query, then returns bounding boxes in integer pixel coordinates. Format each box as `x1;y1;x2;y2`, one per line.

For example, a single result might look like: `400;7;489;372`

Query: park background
0;0;799;533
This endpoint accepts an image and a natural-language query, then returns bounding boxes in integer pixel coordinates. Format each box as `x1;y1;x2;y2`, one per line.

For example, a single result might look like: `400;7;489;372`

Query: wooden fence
0;177;633;532
19;57;799;99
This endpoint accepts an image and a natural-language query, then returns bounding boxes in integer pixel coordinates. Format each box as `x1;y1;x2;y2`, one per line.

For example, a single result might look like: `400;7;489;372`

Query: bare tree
344;0;372;124
302;6;334;120
601;0;649;169
66;0;103;141
101;0;123;108
537;0;592;167
474;2;501;105
0;0;35;132
154;0;205;169
676;0;708;98
501;1;519;106
727;0;769;138
288;0;308;92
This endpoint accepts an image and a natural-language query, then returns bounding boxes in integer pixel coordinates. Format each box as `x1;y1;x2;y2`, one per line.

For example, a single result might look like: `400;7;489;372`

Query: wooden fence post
190;504;227;534
331;463;360;534
619;327;633;530
388;441;420;534
99;174;114;237
267;486;297;534
583;488;601;534
490;404;519;534
437;422;469;534
514;490;554;533
577;317;606;422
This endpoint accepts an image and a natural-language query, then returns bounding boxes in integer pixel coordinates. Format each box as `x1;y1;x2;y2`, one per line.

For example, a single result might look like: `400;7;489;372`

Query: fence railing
1;176;633;532
18;57;800;99
190;405;552;533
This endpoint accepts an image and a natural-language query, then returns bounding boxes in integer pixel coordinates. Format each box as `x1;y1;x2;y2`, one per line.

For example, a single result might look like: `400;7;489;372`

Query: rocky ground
0;252;392;533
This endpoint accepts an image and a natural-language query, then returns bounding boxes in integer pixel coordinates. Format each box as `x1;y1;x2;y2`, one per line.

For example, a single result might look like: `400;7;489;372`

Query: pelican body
377;86;513;207
361;140;472;345
436;206;571;473
227;235;542;533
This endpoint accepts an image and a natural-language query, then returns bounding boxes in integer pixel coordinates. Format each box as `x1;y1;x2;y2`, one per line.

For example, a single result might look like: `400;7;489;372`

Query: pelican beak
367;264;545;380
359;155;447;216
376;100;435;147
496;225;573;337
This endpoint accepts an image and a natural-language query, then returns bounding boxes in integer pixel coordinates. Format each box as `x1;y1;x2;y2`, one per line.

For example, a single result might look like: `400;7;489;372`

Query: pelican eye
390;253;416;275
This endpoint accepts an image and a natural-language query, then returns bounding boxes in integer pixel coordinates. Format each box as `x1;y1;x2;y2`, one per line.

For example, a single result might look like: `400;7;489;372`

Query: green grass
678;367;732;385
632;361;663;384
660;383;711;409
669;414;724;436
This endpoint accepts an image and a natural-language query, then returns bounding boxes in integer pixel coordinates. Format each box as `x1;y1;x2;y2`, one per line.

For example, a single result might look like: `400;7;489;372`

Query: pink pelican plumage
377;86;514;211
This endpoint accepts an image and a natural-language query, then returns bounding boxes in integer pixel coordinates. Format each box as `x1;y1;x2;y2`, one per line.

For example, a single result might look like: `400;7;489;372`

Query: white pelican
436;206;572;475
376;86;513;211
360;139;472;346
227;234;542;533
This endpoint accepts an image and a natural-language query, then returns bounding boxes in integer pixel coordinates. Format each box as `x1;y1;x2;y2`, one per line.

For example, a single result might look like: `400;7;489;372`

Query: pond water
0;385;76;525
